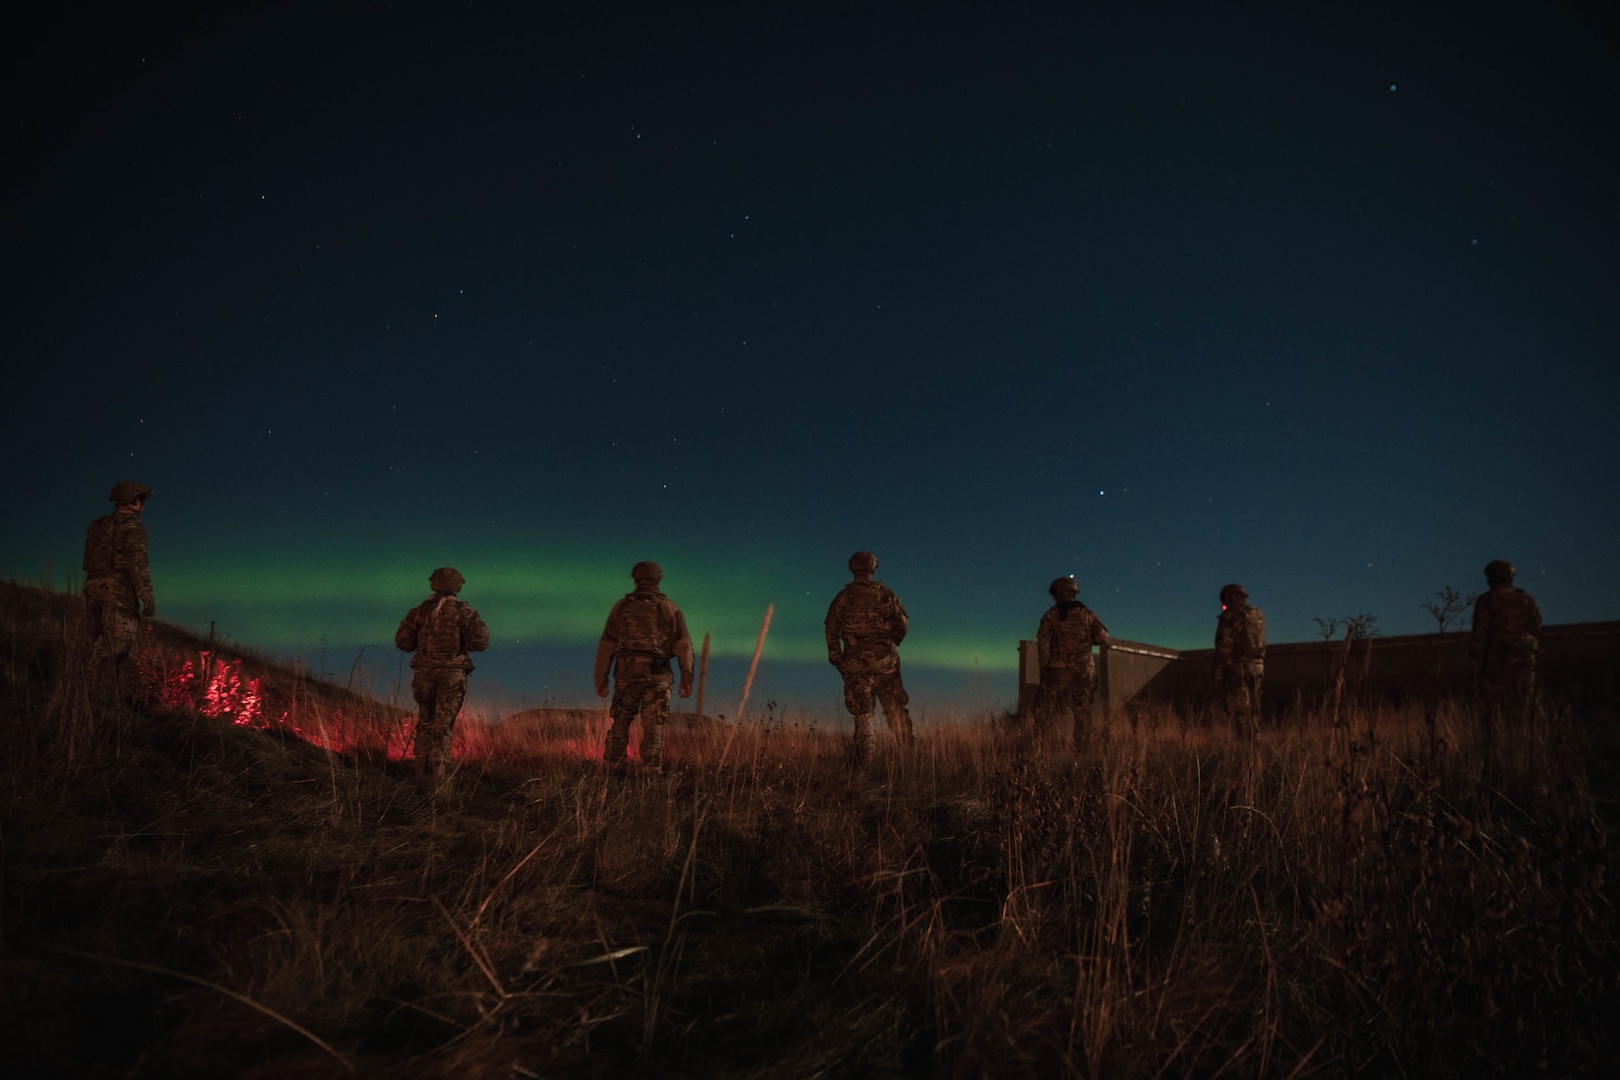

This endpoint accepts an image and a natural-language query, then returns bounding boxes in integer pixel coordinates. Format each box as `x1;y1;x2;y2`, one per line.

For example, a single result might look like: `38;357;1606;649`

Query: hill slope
2;581;1617;1078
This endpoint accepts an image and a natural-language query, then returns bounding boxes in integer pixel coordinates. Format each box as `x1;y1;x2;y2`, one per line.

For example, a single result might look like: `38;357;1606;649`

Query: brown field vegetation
1;581;1615;1078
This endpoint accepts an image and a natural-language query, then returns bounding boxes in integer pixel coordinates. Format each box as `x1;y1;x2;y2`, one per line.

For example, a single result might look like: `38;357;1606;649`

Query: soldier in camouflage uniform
1470;559;1542;712
594;562;694;771
1213;583;1266;738
825;551;913;762
82;480;156;664
395;567;490;781
1036;576;1109;749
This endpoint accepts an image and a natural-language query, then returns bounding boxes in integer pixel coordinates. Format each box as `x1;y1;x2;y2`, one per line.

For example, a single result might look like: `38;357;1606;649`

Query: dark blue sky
6;1;1617;717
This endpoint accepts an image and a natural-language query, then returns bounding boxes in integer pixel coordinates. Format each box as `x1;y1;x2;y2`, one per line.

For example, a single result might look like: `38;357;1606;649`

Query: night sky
7;1;1617;719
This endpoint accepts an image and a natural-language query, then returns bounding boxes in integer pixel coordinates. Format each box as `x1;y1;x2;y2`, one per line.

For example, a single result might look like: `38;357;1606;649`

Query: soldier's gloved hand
827;651;842;666
678;681;693;699
595;684;609;699
142;600;156;618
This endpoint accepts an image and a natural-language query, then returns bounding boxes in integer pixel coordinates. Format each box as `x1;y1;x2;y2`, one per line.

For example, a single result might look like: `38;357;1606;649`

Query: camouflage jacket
1037;601;1108;669
82;507;153;610
1470;586;1542;665
595;588;695;685
825;579;909;654
1214;603;1267;669
395;594;490;671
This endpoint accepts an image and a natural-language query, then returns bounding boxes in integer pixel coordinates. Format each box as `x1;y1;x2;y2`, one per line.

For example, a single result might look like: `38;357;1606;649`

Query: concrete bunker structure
1018;621;1620;718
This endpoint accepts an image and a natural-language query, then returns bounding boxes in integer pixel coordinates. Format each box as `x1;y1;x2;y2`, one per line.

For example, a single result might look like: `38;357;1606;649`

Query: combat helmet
108;480;153;504
848;551;879;574
1220;583;1248;606
429;567;465;594
1484;560;1515;586
1049;576;1079;599
631;561;663;585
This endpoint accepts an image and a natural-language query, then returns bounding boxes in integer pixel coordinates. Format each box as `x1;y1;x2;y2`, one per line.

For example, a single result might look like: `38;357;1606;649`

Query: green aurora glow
154;548;1030;675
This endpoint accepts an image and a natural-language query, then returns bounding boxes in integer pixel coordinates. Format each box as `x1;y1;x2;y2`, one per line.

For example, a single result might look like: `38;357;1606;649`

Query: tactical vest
1235;608;1266;660
1048;604;1099;664
838;581;890;640
416;597;466;657
615;594;669;655
1489;589;1539;640
83;514;122;578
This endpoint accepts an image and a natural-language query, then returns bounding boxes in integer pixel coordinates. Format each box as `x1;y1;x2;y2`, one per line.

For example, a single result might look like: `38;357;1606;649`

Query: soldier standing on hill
1471;559;1542;715
82;480;155;666
395;567;490;782
1036;576;1110;750
1213;583;1266;738
595;562;694;772
825;551;913;763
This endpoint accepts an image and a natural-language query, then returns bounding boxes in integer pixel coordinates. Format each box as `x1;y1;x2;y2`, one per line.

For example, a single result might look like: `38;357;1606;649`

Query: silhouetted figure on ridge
595;561;693;773
1037;575;1109;750
1470;559;1541;773
1470;559;1542;707
1213;582;1266;738
395;567;489;784
826;551;913;763
82;480;155;668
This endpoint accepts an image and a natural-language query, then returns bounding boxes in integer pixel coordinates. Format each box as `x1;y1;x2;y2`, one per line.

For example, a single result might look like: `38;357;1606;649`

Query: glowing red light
136;642;418;761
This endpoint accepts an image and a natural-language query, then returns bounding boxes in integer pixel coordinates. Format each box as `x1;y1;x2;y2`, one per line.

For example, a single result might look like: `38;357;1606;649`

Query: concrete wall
1021;622;1620;715
1016;637;1180;716
1016;640;1042;716
1099;639;1182;712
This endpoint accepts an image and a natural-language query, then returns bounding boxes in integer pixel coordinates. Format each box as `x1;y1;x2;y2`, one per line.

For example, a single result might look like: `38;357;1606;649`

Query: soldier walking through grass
1213;583;1266;738
595;561;694;772
1036;576;1109;750
395;567;490;782
1471;559;1542;706
825;551;913;763
82;480;155;667
1471;559;1541;768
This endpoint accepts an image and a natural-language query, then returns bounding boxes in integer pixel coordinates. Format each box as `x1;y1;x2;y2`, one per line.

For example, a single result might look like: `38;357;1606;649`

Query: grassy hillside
1;581;1615;1078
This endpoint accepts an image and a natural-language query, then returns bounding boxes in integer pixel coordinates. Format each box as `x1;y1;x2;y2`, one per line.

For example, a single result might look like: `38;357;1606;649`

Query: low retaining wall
1018;621;1620;716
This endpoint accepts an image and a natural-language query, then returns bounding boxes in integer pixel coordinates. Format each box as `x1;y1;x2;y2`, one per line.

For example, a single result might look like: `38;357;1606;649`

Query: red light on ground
133;641;602;767
137;643;420;761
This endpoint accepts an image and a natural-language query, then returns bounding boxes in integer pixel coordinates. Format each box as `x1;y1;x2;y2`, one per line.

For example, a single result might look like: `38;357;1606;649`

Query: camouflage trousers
410;666;468;776
1038;664;1097;748
84;577;140;662
837;651;912;759
1477;642;1537;770
1478;642;1537;712
606;668;674;768
1217;661;1264;738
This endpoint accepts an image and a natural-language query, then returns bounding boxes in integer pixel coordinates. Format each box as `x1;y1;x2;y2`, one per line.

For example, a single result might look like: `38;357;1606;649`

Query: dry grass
1;580;1615;1078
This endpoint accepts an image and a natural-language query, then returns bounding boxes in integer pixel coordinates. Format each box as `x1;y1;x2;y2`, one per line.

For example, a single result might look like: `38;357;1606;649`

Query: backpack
1236;608;1267;660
